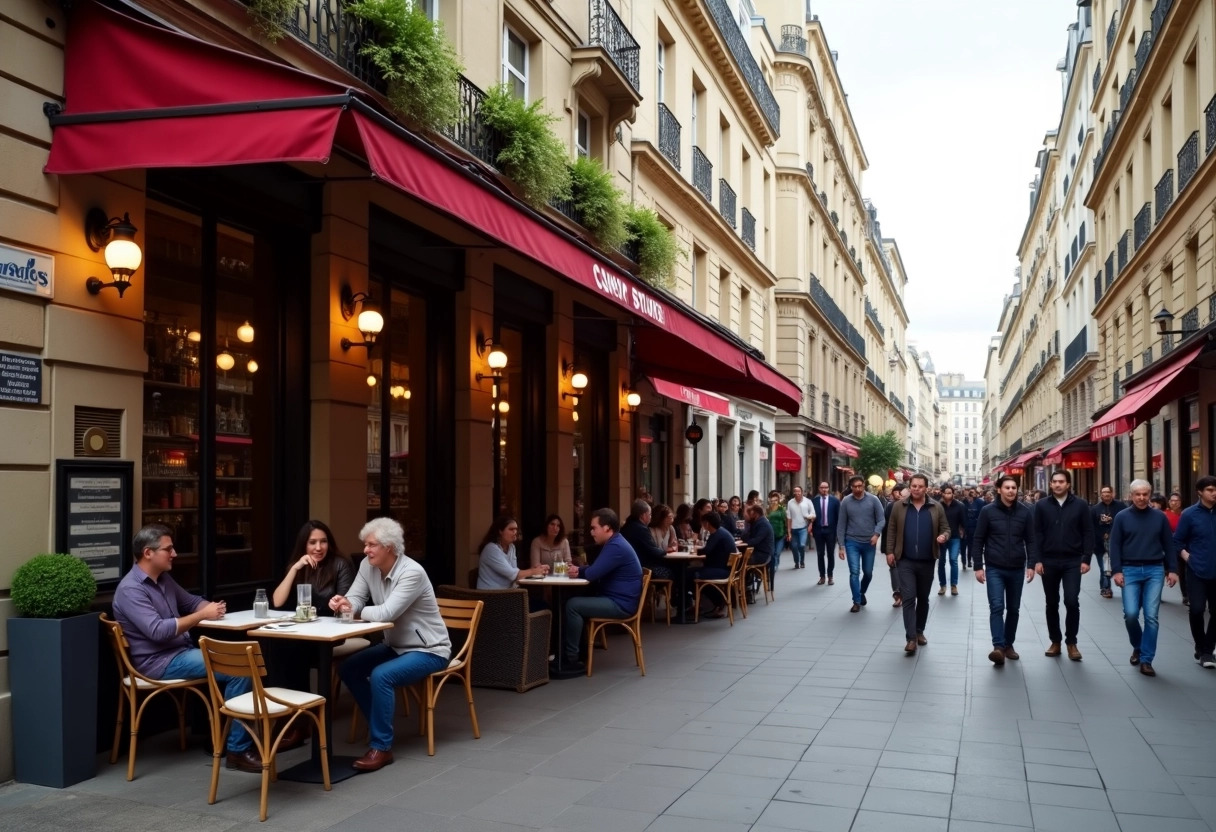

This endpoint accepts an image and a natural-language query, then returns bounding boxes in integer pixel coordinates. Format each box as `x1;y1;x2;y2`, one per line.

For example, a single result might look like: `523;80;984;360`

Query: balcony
1064;325;1088;374
1151;0;1175;34
1092;61;1101;95
805;162;814;182
865;367;886;395
719;179;736;229
1142;347;1153;369
864;298;885;338
1134;30;1153;74
692;146;713;203
704;0;781;137
280;0;383;91
587;0;640;91
778;24;807;56
572;0;643;130
1105;10;1118;53
657;102;681;171
1094;274;1104;306
1178;131;1199;193
442;75;506;169
1155;169;1174;224
1104;252;1114;290
808;275;866;360
1207;94;1216;155
1113;368;1121;402
1134;202;1152;250
741;208;756;251
1117;230;1129;274
890;392;905;416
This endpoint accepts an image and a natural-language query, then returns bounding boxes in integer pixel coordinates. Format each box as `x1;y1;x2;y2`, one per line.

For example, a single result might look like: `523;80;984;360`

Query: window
414;0;438;20
656;41;665;104
503;26;528;100
576;111;591;159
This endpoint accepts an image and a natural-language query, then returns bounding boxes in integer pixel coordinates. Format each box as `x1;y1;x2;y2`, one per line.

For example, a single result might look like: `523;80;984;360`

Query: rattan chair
744;551;774;605
586;569;652;677
100;614;213;781
400;597;484;756
647;576;673;625
693;552;743;625
735;547;754;618
198;637;329;822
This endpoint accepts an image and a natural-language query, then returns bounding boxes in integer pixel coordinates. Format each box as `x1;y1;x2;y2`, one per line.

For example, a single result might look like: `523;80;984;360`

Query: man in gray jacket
837;475;886;613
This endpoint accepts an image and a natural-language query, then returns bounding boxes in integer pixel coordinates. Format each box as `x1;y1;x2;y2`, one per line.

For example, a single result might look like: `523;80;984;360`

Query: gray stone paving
3;563;1215;831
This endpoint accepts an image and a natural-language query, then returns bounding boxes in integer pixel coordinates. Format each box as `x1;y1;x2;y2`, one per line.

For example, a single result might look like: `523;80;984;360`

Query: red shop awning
774;442;801;472
648;378;731;417
810;431;859;458
47;2;801;416
1042;433;1092;466
1004;450;1042;476
1089;342;1204;441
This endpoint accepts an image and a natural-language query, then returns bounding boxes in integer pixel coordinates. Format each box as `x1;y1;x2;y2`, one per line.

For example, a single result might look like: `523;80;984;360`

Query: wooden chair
693;552;743;625
100;614;212;781
646;576;673;625
586;569;652;677
401;598;484;756
735;547;754;619
198;637;330;822
745;551;774;605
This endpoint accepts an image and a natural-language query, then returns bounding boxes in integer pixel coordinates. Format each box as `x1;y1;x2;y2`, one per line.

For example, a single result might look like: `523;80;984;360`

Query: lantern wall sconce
475;336;508;383
84;208;142;297
621;385;641;415
339;284;384;351
561;359;588;404
1152;307;1194;338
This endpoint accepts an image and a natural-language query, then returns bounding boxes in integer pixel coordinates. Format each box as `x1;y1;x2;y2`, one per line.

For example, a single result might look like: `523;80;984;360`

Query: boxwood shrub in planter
10;553;99;787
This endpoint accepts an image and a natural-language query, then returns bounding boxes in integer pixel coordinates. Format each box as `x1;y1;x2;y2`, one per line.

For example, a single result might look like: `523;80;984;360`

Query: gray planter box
10;611;100;788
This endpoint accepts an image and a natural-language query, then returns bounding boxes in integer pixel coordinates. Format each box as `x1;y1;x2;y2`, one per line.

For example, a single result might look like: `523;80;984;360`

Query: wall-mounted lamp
366;373;378;387
246;359;259;374
475;337;508;383
621;385;641;414
85;209;142;297
1153;307;1189;338
561;359;589;404
339;284;384;351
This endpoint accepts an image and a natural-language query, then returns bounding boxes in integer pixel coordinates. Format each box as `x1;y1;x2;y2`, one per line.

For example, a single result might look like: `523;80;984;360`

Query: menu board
55;460;133;583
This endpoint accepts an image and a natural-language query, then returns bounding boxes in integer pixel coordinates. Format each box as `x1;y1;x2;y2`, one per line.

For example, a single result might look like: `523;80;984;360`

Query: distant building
937;374;986;485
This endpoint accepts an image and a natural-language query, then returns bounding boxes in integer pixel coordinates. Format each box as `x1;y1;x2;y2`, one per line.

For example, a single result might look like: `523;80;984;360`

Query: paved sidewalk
3;562;1215;831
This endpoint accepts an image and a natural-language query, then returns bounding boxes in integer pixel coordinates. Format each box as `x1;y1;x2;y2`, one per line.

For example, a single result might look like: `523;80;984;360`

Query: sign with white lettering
0;242;53;297
592;264;666;326
0;352;42;403
56;460;134;584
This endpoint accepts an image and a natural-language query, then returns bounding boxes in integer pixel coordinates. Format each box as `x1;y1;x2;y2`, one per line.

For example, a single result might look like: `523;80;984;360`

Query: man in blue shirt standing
1110;480;1178;676
566;508;643;670
1174;475;1216;669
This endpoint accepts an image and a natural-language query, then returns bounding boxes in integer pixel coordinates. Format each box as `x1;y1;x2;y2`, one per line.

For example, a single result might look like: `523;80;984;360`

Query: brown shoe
850;603;861;613
351;748;394;772
1101;589;1113;598
905;639;917;655
225;749;263;773
951;586;958;595
938;586;946;595
1139;662;1156;677
1045;642;1062;657
1003;646;1020;661
892;593;902;607
989;648;1006;665
917;634;928;646
828;577;835;585
1130;649;1141;665
1067;644;1082;662
279;722;309;751
817;577;826;585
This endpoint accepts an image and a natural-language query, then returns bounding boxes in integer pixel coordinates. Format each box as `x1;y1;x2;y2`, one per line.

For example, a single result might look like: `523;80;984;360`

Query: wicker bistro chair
744;548;774;605
435;586;551;692
198;637;329;823
586;569;652;677
100;614;213;781
400;598;484;756
735;547;754;619
693;552;743;625
647;576;673;625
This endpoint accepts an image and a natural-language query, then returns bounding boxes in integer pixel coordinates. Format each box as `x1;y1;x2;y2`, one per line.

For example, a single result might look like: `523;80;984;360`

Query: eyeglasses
155;545;176;554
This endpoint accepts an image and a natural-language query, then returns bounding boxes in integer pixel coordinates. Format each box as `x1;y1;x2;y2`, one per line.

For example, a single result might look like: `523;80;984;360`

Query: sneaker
1130;649;1140;666
951;586;958;595
989;648;1006;665
938;586;946;595
1201;654;1216;669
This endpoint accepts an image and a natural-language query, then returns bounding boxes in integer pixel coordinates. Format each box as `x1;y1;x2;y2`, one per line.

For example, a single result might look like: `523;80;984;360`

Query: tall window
503;27;528;99
656;41;665;104
576;111;591;158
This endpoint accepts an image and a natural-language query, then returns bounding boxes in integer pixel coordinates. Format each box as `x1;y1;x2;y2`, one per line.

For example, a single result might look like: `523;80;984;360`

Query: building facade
937;373;986;485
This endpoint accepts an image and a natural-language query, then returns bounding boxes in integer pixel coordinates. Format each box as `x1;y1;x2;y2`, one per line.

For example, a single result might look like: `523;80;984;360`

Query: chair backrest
198;637;269;716
725;551;743;581
100;613;143;682
629;568;653;623
438;598;485;669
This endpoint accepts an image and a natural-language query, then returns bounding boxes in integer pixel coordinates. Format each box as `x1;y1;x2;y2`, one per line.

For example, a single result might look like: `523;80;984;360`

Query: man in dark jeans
885;474;950;655
1032;470;1094;661
1173;475;1216;669
973;475;1038;666
1091;485;1126;599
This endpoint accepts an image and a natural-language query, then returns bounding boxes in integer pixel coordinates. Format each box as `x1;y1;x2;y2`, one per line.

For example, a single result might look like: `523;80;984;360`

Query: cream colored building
937;373;986;485
982;335;1002;477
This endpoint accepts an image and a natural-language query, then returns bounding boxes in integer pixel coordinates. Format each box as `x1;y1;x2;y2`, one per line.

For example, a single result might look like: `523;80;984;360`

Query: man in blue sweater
1172;475;1216;669
1110;480;1178;676
566;508;643;670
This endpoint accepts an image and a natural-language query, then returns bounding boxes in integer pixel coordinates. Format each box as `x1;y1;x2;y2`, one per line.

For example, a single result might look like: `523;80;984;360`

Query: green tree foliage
568;157;628;249
855;430;905;479
480;85;572;208
247;0;297;42
12;554;97;618
625;205;682;289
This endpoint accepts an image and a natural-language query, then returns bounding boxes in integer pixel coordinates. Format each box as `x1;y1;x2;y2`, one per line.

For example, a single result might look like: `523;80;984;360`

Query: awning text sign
592;264;666;326
0;242;53;297
0;352;42;403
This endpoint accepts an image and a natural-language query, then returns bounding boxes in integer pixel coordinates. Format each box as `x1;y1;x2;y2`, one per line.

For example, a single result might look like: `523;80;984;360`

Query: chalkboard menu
0;351;41;404
56;460;133;584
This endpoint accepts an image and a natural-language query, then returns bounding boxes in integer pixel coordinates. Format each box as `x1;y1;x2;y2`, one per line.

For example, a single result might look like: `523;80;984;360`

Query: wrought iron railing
1134;202;1152;250
1064;325;1088;373
865;367;886;395
443;75;506;168
1207;94;1216;155
704;0;781;135
719;179;736;229
1178;131;1199;193
741;208;756;251
1092;61;1101;95
1113;369;1121;402
588;0;641;92
1134;30;1153;73
1105;252;1115;289
830;209;839;225
692;146;713;203
549;195;583;225
1182;306;1200;333
808;275;865;359
779;24;807;56
1094;274;1104;306
865;299;884;338
1155;169;1174;224
1124;360;1134;380
282;0;383;91
1119;70;1136;110
1117;230;1130;273
890;392;905;416
1151;0;1175;35
805;162;814;181
657;103;681;171
1142;348;1153;369
1105;10;1118;54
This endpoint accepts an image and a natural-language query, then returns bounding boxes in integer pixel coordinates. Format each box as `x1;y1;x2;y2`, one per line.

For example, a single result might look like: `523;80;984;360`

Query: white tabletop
250;617;392;642
664;552;705;560
520;576;590;585
195;609;297;631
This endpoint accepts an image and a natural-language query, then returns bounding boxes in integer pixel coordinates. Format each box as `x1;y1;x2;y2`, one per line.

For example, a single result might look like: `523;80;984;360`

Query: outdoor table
196;609;293;632
520;576;589;679
663;552;705;624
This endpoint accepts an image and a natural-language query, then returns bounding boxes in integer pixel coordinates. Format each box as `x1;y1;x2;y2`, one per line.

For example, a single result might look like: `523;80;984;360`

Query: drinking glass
253;588;269;618
297;583;312;608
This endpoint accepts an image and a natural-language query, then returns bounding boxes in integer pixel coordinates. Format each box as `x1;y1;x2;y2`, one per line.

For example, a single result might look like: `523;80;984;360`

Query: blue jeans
770;536;786;586
1120;564;1165;664
564;595;628;660
938;538;960;587
163;648;252;752
789;527;808;567
844;539;875;604
339;644;449;751
984;566;1025;647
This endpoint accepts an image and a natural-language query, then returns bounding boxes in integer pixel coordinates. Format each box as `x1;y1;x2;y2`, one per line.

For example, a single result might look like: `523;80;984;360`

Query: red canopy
811;431;859;458
774;442;801;472
47;2;801;415
648;379;731;416
1090;343;1204;441
1042;433;1091;466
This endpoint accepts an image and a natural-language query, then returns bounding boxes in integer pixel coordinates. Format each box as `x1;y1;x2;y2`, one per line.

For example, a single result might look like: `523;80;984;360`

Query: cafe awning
648;378;731;416
810;431;859;458
774;442;801;472
1089;342;1205;441
1042;433;1092;466
46;1;801;415
1005;450;1042;475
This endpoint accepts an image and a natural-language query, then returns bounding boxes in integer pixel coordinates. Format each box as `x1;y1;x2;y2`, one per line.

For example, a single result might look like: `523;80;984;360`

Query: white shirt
786;497;817;530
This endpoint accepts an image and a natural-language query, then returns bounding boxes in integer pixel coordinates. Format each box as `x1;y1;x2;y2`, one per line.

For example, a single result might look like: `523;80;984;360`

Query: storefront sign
649;378;731;416
0;352;42;403
0;242;53;297
592;264;666;326
685;424;704;444
1065;451;1097;469
55;460;133;583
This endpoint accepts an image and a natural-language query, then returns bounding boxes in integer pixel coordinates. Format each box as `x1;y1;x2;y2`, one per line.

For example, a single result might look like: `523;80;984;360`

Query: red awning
1005;450;1041;475
1065;451;1097;469
811;431;858;458
1042;433;1092;466
648;378;731;416
774;442;801;472
1090;343;1204;441
46;2;801;416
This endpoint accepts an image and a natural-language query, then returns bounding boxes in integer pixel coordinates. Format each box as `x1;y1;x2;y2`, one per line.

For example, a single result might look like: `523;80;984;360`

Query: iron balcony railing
808;275;866;360
1094;274;1104;305
1125;360;1134;380
1105;9;1118;53
281;0;383;91
1151;0;1175;35
865;299;885;338
1064;325;1088;374
657;103;681;170
865;367;886;395
704;0;781;136
1207;94;1216;155
549;194;583;225
1134;202;1152;250
1143;348;1153;369
1113;369;1121;402
1092;61;1101;95
1135;30;1153;74
1105;252;1115;290
588;0;640;92
1178;131;1199;193
805;162;814;182
1182;306;1200;333
779;24;807;56
692;146;713;203
443;75;506;169
719;179;736;229
1117;231;1130;273
1155;169;1174;224
741;208;756;251
1119;70;1136;110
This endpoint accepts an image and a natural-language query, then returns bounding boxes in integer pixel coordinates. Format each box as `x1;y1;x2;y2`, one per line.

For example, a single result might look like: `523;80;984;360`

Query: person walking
837;475;885;613
882;483;906;607
885;474;950;654
1110;480;1179;676
786;485;816;570
972;475;1037;666
938;485;966;595
1091;485;1127;599
766;491;788;590
1032;470;1094;660
812;482;840;585
1173;476;1216;669
963;488;984;569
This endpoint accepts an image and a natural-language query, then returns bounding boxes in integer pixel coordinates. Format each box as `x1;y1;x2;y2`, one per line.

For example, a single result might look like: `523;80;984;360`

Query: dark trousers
1187;566;1216;654
897;558;935;640
962;530;976;565
813;531;835;577
985;566;1025;648
1041;558;1083;645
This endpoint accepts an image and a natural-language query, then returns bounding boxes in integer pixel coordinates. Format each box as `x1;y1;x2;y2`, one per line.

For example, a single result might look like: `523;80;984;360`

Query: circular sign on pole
685;424;704;444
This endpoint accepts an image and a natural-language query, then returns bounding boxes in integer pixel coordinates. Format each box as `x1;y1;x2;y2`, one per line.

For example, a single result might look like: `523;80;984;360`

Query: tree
855;430;904;479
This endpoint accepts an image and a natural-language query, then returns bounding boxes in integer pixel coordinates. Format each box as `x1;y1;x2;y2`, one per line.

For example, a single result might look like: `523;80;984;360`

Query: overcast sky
802;0;1080;381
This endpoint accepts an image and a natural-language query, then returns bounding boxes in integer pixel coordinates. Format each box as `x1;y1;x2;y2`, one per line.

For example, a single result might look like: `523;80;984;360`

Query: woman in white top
529;514;573;569
477;516;547;589
649;503;679;552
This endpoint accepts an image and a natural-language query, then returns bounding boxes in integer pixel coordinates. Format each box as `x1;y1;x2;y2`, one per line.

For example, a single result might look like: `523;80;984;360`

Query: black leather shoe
225;749;263;773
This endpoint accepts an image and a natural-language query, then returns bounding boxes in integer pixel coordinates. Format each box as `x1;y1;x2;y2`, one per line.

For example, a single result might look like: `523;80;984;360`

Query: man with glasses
1110;480;1178;676
113;524;259;773
1032;470;1094;661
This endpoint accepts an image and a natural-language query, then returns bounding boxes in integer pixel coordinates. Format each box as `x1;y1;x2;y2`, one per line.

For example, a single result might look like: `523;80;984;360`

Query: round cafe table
521;575;589;679
663;552;705;624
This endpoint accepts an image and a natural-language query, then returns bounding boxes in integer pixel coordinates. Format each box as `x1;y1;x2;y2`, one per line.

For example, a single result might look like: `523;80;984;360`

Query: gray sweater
838;492;885;546
347;554;451;659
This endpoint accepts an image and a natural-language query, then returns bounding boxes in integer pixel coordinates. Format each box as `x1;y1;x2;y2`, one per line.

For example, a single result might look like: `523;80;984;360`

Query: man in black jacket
1091;485;1126;598
973;475;1038;666
620;499;672;581
1032;470;1095;660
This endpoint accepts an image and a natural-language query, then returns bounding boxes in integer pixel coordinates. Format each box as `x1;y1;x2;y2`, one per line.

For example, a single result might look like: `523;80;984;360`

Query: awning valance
810;431;859;458
648;378;731;416
1005;450;1042;475
47;1;801;415
1042;433;1093;466
1090;343;1205;441
774;442;801;472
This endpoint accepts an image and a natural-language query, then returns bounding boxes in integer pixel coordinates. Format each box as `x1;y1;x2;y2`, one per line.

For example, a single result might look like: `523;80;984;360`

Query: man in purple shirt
112;524;260;772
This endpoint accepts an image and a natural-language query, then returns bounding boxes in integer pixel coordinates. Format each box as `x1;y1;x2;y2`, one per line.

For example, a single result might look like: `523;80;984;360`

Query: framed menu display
55;459;134;584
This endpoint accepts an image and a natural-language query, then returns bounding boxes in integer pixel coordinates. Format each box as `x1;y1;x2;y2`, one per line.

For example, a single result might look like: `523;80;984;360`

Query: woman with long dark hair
477;515;548;589
530;514;572;570
272;519;354;613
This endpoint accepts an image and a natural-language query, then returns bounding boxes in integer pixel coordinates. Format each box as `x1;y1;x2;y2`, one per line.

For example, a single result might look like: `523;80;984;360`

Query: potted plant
479;84;571;208
625;205;682;290
246;0;298;42
9;553;99;787
569;157;629;249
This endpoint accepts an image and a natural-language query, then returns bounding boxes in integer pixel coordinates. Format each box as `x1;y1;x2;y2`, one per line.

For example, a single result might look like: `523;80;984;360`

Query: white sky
801;0;1081;381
